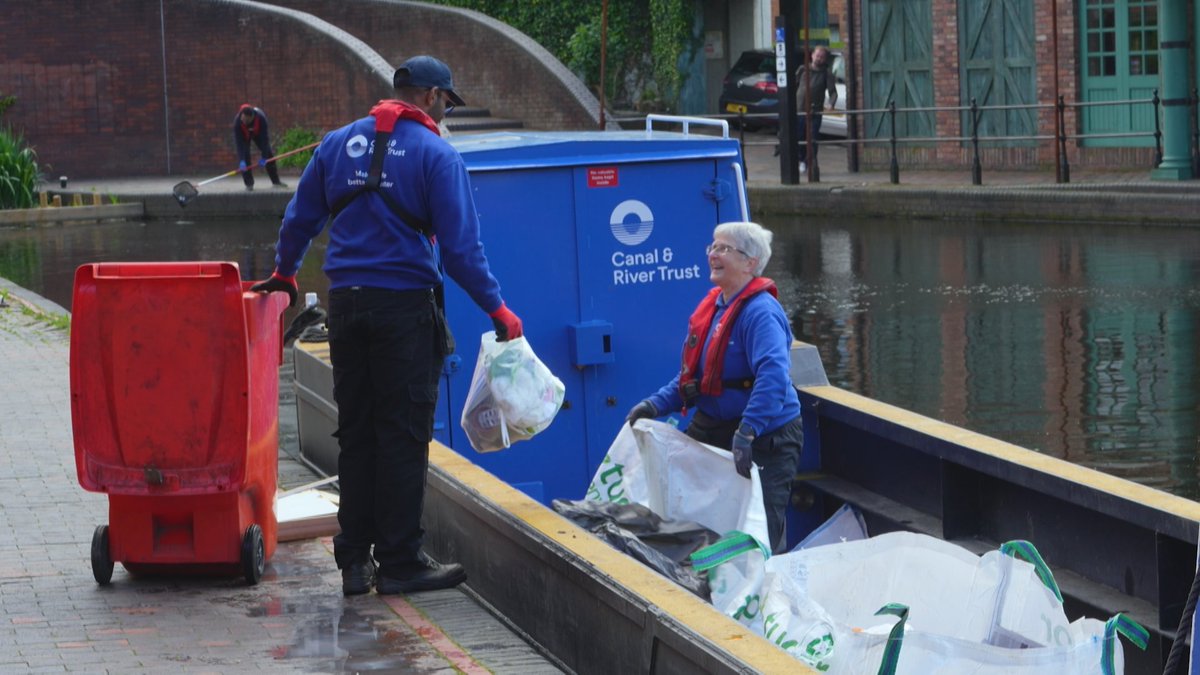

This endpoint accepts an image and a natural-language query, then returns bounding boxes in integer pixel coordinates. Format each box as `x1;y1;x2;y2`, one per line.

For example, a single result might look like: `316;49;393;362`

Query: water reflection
0;218;327;322
761;215;1200;497
2;217;1197;496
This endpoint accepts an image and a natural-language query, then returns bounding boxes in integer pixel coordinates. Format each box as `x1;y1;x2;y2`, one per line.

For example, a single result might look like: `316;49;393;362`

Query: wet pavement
0;279;562;674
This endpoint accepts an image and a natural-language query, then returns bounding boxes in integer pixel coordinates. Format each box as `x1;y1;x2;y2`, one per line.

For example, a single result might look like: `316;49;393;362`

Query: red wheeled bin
70;262;289;585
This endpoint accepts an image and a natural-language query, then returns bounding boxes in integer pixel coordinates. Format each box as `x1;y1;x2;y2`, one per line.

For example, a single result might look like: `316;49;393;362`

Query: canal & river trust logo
609;199;654;246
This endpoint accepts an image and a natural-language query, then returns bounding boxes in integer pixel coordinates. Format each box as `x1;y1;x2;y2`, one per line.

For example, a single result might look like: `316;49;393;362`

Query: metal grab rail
643;114;730;139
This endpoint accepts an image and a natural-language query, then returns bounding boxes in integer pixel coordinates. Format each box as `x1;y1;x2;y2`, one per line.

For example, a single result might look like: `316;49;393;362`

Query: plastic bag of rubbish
552;498;717;598
460;332;565;453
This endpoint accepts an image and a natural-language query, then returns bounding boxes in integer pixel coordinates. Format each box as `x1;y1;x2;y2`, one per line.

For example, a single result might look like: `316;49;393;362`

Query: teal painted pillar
1150;0;1193;179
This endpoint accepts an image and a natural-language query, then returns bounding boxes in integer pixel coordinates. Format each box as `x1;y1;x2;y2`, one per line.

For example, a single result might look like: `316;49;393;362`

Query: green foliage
649;0;692;107
441;1;595;57
0;127;40;210
0;94;15;118
565;2;650;106
433;0;692;111
275;126;320;169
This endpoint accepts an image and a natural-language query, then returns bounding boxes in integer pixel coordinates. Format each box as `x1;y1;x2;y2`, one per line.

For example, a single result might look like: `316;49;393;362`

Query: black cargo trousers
327;285;451;577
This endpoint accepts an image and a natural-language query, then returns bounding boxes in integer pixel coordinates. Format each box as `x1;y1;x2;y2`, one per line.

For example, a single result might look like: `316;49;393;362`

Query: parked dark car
718;49;847;136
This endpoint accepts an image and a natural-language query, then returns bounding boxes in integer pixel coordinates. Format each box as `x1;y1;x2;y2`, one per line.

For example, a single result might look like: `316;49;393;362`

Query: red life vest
237;104;262;141
367;99;441;136
678;277;777;404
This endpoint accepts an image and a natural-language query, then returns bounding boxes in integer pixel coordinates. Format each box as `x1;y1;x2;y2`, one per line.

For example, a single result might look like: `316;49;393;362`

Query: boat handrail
731;162;749;221
644;114;730;139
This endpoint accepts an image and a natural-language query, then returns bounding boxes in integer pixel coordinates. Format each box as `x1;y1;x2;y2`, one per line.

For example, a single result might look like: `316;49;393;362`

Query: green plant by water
276;127;320;169
0;126;41;210
0;289;70;332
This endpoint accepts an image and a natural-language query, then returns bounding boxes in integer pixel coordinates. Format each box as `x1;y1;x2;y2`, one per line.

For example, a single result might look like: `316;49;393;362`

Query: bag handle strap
1101;613;1149;675
873;603;909;675
689;531;768;573
1000;540;1063;602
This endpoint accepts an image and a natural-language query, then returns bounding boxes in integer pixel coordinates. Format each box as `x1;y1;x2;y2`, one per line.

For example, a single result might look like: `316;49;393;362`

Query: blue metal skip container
437;125;748;504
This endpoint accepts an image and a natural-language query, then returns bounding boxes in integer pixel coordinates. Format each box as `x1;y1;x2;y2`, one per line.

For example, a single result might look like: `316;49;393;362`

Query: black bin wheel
241;524;265;585
91;525;114;585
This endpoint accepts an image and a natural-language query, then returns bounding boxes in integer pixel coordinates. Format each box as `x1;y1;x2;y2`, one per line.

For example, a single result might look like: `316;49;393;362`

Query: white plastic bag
791;503;868;551
768;532;1071;649
829;606;1146;675
585;419;770;549
460;332;565;453
584;423;647;505
691;531;770;635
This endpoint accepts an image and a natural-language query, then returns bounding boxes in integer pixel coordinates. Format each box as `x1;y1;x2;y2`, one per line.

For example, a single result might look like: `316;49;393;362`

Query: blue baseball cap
393;55;466;107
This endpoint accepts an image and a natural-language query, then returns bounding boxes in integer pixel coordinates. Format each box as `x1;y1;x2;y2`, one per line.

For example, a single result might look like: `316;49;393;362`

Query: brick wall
820;0;1159;172
0;0;597;179
260;0;601;132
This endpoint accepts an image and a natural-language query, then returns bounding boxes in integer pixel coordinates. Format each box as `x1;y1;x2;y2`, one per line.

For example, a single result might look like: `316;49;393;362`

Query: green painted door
1079;0;1160;146
863;0;934;139
959;0;1037;145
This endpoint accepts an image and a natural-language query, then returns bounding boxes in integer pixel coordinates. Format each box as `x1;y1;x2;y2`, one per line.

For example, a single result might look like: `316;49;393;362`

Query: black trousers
328;286;446;576
241;136;281;187
796;112;825;163
686;412;803;554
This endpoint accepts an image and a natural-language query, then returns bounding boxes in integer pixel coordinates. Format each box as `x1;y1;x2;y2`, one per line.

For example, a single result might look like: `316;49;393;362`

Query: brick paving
0;282;557;674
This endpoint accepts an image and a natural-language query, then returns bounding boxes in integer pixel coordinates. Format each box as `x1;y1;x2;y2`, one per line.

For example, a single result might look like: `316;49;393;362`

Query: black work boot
341;558;376;596
376;553;466;595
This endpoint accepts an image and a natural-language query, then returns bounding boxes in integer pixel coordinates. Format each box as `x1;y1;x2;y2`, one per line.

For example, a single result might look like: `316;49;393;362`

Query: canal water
3;216;1198;497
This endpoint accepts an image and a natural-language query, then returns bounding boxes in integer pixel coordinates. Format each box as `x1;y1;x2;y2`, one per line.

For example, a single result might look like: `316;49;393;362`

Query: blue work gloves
249;271;298;308
732;424;755;478
238;160;248;172
625;400;657;428
258;158;268;168
489;303;523;342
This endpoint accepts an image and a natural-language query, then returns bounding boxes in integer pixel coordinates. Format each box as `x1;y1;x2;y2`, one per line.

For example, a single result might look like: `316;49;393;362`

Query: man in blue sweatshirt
251;56;524;596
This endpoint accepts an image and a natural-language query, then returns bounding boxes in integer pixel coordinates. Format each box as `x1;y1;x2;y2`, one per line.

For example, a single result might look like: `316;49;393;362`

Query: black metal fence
619;89;1200;185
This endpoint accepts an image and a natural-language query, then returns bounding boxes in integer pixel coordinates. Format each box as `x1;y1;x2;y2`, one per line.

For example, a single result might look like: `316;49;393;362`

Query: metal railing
614;90;1200;185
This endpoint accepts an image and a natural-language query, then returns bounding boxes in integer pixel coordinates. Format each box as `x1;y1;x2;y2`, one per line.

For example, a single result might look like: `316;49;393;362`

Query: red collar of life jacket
679;277;777;403
369;99;441;136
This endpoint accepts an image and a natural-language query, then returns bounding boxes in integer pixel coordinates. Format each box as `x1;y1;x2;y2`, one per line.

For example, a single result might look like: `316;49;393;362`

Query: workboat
291;118;1199;674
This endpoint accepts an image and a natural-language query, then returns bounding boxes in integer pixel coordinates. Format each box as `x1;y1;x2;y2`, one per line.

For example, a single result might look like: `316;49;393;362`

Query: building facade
759;0;1198;176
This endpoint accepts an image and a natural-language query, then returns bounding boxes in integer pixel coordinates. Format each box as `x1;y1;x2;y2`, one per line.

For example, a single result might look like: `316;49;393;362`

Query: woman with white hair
626;221;803;553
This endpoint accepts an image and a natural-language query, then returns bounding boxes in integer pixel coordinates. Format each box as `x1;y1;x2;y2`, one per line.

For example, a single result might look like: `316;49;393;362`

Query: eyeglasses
433;88;455;115
706;242;750;257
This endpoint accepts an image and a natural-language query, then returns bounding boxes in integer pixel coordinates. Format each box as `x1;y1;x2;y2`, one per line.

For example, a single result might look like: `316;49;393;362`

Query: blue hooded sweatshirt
273;100;503;313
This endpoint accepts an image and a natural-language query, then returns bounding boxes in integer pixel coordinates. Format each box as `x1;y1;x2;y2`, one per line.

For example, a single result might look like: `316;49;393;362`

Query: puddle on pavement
273;604;457;672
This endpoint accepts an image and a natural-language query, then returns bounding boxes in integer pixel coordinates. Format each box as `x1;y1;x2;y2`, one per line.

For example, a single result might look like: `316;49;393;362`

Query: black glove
732;424;755;478
249;271;298;308
625;400;657;428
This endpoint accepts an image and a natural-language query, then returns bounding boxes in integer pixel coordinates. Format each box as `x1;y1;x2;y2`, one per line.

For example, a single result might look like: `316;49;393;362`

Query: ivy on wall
436;0;693;112
648;0;691;107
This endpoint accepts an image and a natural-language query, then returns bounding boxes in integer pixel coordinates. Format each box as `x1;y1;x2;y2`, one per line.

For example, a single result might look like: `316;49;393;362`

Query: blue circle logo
609;200;654;246
346;134;369;158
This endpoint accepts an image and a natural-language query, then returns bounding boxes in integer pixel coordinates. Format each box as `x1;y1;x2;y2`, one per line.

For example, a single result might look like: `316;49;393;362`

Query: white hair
713;221;773;276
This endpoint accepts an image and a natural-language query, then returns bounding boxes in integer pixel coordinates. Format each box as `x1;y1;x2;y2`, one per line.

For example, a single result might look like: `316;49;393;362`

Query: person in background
795;46;838;174
625;221;802;553
250;55;524;596
234;104;286;190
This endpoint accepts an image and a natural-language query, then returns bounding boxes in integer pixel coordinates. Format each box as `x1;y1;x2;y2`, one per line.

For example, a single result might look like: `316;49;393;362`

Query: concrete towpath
40;129;1198;226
